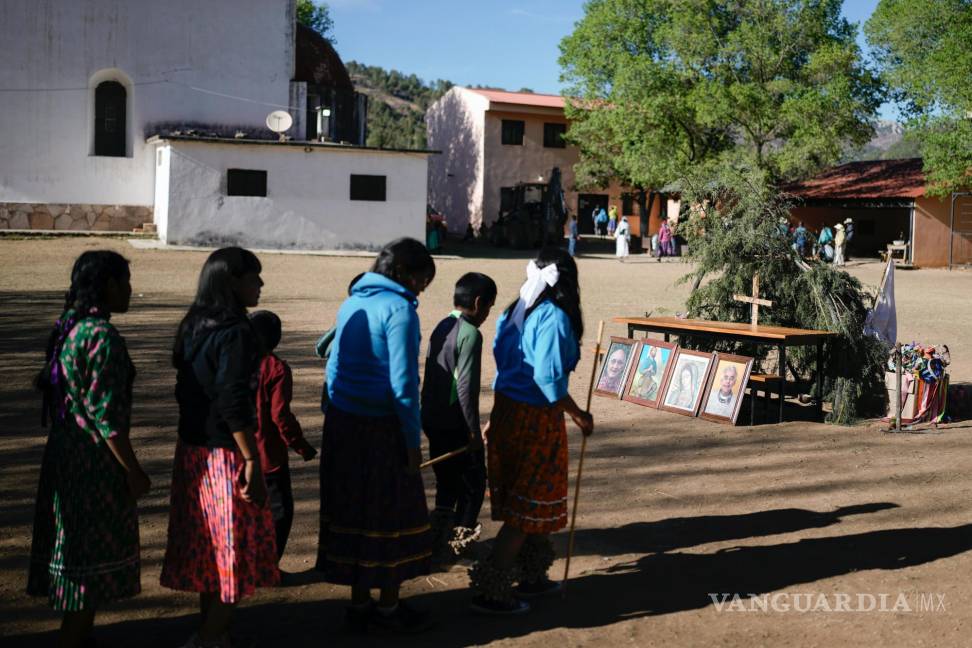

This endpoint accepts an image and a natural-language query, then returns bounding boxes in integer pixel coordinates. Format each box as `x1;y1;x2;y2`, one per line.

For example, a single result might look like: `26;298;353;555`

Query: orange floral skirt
487;392;568;534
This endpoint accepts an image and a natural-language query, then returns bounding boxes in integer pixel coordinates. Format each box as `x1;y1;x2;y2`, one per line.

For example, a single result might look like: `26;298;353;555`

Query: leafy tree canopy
558;0;882;189
297;0;335;42
866;0;972;195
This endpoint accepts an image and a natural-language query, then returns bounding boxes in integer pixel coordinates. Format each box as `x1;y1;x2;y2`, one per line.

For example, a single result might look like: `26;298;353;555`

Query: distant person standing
659;219;674;257
615;216;630;262
594;207;608;236
834;223;846;266
818;224;835;262
607;206;619;237
793;221;808;257
843;218;855;261
567;214;579;257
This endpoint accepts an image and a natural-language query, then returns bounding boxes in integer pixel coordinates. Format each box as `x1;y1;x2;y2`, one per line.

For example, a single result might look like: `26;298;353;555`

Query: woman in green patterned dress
28;250;151;648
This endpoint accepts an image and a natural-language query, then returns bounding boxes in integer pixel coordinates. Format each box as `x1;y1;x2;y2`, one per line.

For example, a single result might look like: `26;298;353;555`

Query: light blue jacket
493;300;579;406
326;272;422;448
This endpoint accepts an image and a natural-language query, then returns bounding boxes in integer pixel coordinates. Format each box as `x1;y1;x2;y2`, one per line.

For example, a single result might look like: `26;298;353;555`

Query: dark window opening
94;81;126;157
350;174;386;201
500;187;517;212
621;193;634;216
227;169;268;197
501;120;524;146
543;122;566;148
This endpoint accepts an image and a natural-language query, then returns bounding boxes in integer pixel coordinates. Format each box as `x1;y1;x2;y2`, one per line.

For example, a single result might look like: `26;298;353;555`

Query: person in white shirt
615;217;630;262
705;364;739;417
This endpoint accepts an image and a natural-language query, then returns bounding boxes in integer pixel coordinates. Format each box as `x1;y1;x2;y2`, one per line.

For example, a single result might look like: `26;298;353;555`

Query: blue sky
329;0;896;120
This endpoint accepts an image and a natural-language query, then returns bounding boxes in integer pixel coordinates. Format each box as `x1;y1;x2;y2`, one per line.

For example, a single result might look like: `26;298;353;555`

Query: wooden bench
747;373;782;424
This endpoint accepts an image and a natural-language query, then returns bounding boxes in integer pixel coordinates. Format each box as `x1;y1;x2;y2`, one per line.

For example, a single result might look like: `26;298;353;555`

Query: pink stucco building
427;87;659;236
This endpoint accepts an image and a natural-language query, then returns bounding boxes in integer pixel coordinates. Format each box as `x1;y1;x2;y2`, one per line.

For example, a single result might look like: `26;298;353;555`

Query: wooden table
613;316;838;421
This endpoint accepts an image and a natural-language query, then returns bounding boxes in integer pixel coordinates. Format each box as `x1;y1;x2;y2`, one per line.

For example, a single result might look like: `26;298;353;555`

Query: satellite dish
266;110;293;133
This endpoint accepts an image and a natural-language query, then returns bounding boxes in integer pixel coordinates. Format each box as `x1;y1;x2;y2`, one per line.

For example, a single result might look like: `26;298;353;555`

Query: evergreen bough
677;168;888;424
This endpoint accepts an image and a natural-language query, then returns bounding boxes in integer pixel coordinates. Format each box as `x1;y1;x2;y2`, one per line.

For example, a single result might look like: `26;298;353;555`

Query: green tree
559;0;882;189
296;0;335;42
677;167;888;423
346;61;453;149
866;0;972;195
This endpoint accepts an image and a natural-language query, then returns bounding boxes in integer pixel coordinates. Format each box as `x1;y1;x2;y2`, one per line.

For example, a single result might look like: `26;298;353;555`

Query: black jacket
175;319;258;448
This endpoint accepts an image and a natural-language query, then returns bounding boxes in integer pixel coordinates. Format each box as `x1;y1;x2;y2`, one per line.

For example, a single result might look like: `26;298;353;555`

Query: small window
501;120;524;146
94;81;126;157
500;187;517;212
543;122;566;148
227;169;268;197
350;174;386;201
622;193;634;216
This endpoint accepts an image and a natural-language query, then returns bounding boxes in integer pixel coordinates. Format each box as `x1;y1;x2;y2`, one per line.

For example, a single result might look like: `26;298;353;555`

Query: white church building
0;0;431;249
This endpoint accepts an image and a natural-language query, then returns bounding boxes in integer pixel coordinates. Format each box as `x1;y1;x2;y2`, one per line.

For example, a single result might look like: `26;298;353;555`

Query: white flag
864;259;897;347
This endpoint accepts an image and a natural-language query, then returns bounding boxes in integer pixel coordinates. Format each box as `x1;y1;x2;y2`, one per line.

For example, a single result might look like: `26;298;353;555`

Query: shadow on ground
9;515;972;647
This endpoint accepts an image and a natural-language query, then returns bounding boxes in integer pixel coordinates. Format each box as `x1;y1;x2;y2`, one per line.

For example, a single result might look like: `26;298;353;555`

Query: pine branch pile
677;168;888;424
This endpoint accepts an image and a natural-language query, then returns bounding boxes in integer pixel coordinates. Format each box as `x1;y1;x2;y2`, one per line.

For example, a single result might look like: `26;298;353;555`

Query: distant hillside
346;61;453;149
843;120;921;162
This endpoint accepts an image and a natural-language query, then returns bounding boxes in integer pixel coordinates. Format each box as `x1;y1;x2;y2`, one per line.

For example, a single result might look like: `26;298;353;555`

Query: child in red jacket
249;310;317;561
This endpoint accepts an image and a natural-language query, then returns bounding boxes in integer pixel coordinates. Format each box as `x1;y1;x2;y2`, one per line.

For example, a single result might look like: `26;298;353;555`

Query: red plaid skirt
160;442;279;603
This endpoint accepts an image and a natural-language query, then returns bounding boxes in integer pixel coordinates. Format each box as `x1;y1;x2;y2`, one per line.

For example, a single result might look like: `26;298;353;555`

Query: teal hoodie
326;272;422;448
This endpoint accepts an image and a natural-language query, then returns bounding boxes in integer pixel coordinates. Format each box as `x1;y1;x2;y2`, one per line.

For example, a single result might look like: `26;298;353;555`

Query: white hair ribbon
511;260;559;330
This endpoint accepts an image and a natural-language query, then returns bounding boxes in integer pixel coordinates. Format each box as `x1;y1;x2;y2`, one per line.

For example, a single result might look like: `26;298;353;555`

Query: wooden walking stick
562;319;605;593
420;445;469;470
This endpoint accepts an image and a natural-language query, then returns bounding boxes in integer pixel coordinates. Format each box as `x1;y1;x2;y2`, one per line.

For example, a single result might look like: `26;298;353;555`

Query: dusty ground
1;237;971;647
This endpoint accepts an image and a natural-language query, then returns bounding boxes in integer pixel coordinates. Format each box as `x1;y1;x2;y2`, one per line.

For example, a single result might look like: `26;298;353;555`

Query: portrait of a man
595;338;636;397
700;355;753;424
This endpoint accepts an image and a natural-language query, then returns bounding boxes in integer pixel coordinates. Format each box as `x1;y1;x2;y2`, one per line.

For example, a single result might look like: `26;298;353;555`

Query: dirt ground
1;237;971;647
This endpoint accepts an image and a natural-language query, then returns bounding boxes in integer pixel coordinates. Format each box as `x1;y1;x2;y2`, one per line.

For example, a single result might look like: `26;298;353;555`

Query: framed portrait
659;349;715;416
622;339;678;408
594;337;638;398
700;353;754;425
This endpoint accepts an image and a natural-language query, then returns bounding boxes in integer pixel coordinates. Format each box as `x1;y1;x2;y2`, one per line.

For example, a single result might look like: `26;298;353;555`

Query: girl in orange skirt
470;247;594;614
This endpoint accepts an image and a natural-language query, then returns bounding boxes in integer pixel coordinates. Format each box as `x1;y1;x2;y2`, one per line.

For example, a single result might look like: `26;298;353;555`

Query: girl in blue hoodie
317;237;436;634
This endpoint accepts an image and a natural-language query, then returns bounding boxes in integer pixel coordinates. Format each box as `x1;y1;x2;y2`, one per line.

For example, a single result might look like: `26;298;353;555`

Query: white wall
426;87;487;232
155;140;428;250
0;0;296;206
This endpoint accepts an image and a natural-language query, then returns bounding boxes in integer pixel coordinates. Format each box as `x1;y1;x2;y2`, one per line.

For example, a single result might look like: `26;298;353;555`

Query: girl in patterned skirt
28;250;151;648
470;247;595;615
160;247;279;648
317;238;436;634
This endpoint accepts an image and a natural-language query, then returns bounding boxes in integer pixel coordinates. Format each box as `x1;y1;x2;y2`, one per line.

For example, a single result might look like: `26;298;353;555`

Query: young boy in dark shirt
249;310;317;563
421;272;497;563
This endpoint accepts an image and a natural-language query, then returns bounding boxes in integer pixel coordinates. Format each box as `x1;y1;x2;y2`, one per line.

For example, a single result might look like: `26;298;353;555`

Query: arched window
94;81;126;157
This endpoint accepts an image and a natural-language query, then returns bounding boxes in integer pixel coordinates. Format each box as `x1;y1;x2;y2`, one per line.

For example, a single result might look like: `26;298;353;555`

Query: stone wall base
0;203;153;232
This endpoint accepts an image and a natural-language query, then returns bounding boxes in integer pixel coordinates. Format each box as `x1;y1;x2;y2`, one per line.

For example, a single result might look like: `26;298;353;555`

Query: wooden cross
733;273;773;328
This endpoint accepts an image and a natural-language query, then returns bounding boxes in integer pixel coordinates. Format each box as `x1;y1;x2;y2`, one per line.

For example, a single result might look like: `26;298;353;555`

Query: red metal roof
785;158;926;200
465;88;565;109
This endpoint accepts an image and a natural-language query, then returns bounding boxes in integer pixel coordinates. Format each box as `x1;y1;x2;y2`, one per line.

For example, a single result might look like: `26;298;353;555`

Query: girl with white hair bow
469;247;594;615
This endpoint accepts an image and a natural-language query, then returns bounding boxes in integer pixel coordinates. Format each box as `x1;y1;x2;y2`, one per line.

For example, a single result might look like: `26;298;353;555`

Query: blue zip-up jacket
493;300;579;406
326;272;422;448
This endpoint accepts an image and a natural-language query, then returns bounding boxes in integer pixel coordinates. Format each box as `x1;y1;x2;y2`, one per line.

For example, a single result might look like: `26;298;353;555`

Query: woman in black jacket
160;247;278;648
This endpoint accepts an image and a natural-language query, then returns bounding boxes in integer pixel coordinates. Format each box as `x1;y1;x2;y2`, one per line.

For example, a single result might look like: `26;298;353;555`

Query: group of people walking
28;238;594;646
791;218;854;266
584;204;677;262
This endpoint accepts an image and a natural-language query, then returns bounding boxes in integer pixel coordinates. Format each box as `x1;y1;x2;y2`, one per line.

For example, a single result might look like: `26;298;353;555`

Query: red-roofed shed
785;158;971;268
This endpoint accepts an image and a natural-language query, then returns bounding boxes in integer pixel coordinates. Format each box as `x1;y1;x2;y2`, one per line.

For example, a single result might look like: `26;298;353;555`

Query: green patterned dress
27;312;140;610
